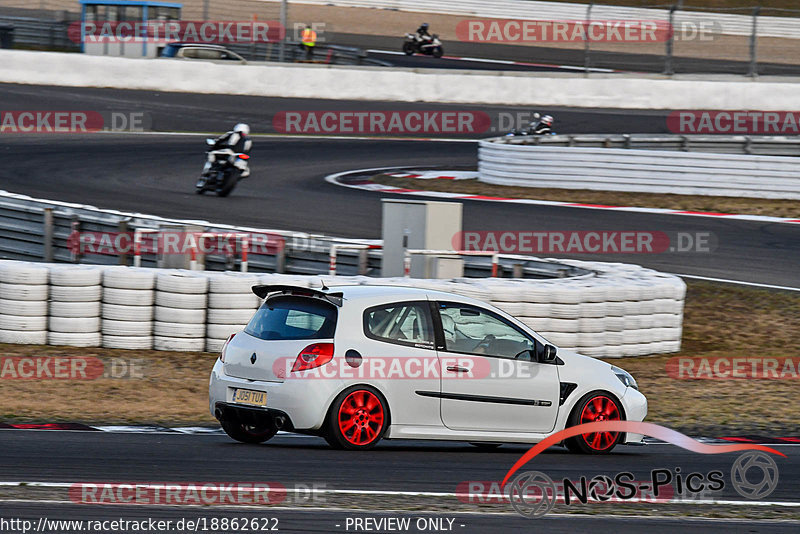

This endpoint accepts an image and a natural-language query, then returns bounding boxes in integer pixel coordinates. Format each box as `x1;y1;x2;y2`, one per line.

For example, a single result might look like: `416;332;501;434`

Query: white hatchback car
209;284;647;452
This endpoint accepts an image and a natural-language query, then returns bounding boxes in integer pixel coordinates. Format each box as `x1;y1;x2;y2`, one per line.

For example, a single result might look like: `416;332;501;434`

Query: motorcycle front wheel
432;46;443;58
402;42;415;55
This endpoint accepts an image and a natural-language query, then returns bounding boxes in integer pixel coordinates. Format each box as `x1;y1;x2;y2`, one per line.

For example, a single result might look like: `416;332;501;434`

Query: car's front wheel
220;420;277;444
564;391;623;454
325;386;388;450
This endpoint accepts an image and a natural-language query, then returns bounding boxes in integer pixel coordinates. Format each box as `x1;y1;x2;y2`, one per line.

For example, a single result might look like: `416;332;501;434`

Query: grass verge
372;174;799;219
0;281;799;433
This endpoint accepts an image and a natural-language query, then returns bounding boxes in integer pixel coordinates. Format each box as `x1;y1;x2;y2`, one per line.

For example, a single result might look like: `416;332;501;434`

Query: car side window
438;302;535;359
363;301;435;349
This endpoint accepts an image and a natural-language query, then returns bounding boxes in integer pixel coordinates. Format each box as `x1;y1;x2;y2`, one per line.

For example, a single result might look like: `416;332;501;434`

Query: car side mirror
515;349;534;362
536;343;557;363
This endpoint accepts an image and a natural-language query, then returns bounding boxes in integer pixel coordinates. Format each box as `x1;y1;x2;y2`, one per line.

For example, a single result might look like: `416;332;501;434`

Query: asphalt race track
327;32;800;76
0;84;798;288
1;430;798;531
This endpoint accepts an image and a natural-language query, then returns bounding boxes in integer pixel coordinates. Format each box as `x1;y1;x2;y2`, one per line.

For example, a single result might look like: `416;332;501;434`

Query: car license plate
232;388;267;407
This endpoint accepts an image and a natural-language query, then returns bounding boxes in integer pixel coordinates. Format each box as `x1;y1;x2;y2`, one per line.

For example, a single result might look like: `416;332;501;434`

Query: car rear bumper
209;358;337;430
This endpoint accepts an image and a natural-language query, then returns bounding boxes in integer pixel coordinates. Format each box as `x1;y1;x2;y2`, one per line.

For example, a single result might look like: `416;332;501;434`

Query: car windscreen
244;295;337;341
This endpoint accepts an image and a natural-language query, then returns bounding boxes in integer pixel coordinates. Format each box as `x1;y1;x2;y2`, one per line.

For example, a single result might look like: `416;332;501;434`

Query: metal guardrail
0;15;389;66
0;15;78;51
0;191;589;279
479;136;800;199
499;134;800;156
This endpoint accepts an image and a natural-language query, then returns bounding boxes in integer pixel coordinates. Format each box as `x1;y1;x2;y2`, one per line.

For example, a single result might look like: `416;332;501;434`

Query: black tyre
402;42;415;55
220;419;277;444
216;171;238;197
564;391;623;454
469;442;502;450
432;46;443;58
324;386;389;450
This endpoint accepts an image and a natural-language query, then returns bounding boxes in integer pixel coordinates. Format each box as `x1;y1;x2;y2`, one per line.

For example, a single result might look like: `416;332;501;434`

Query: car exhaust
274;415;287;430
214;407;224;421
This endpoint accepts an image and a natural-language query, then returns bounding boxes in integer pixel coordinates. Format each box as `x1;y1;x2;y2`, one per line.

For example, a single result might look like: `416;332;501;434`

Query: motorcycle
402;33;444;58
505;112;557;137
195;139;249;197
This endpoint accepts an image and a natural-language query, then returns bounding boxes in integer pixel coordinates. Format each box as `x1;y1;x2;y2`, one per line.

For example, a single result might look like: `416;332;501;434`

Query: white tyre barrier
154;322;206;338
208;273;261;294
154;336;206;352
155;292;207;309
102;320;153;337
0;329;47;344
103;288;154;306
207;292;261;309
154;306;206;324
101;303;154;322
206;338;226;353
48;265;104;286
206;324;246;340
156;271;209;294
0;282;48;301
0;261;686;357
103;267;156;290
0;299;47;316
48;316;101;333
0;314;47;331
48;331;103;348
50;285;102;302
0;262;48;284
49;301;101;318
103;335;154;350
208;308;256;325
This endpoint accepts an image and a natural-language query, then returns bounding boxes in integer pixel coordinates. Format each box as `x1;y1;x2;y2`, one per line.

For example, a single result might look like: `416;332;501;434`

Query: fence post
583;2;593;75
664;4;677;75
42;207;54;262
70;216;81;263
358;248;369;275
278;0;287;63
275;242;286;273
117;219;129;265
748;7;760;77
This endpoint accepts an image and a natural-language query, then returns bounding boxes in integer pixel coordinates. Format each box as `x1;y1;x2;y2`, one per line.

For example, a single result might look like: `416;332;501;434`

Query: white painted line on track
365;48;616;73
325;167;800;227
670;274;800;292
1;482;799;508
60;130;480;142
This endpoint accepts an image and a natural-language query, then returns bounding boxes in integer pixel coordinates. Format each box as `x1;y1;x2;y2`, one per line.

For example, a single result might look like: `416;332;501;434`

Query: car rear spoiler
251;285;344;307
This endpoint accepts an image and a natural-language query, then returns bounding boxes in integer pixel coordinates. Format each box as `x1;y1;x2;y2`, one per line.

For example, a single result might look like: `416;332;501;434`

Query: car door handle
446;366;470;373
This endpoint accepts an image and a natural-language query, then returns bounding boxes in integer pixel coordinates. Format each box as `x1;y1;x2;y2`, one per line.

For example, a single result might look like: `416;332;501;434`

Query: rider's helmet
420;23;429;31
540;115;554;127
233;123;250;136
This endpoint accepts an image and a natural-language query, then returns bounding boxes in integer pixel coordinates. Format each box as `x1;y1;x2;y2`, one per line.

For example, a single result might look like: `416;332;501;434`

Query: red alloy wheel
337;390;385;446
579;395;621;451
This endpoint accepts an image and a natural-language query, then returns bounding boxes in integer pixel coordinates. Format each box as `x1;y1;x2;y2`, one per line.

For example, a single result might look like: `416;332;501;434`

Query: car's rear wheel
325;386;388;450
220;420;277;444
564;391;623;454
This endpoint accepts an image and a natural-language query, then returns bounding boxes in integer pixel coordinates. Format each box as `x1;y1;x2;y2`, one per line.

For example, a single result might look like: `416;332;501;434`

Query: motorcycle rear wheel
216;171;238;197
402;42;415;55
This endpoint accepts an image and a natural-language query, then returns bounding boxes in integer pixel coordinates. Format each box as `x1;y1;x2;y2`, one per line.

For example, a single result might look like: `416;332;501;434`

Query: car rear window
244;296;337;341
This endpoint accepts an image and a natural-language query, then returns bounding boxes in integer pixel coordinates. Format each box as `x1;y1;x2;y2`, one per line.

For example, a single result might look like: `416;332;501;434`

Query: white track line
324;167;800;227
0;482;798;508
670;274;800;292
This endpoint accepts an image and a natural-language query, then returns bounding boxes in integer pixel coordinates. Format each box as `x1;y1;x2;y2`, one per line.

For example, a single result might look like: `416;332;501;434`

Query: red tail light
238;154;250;160
292;343;334;372
220;333;236;363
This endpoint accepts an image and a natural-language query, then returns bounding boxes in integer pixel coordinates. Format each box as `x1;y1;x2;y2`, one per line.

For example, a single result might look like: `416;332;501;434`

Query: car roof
323;284;481;307
167;42;230;50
